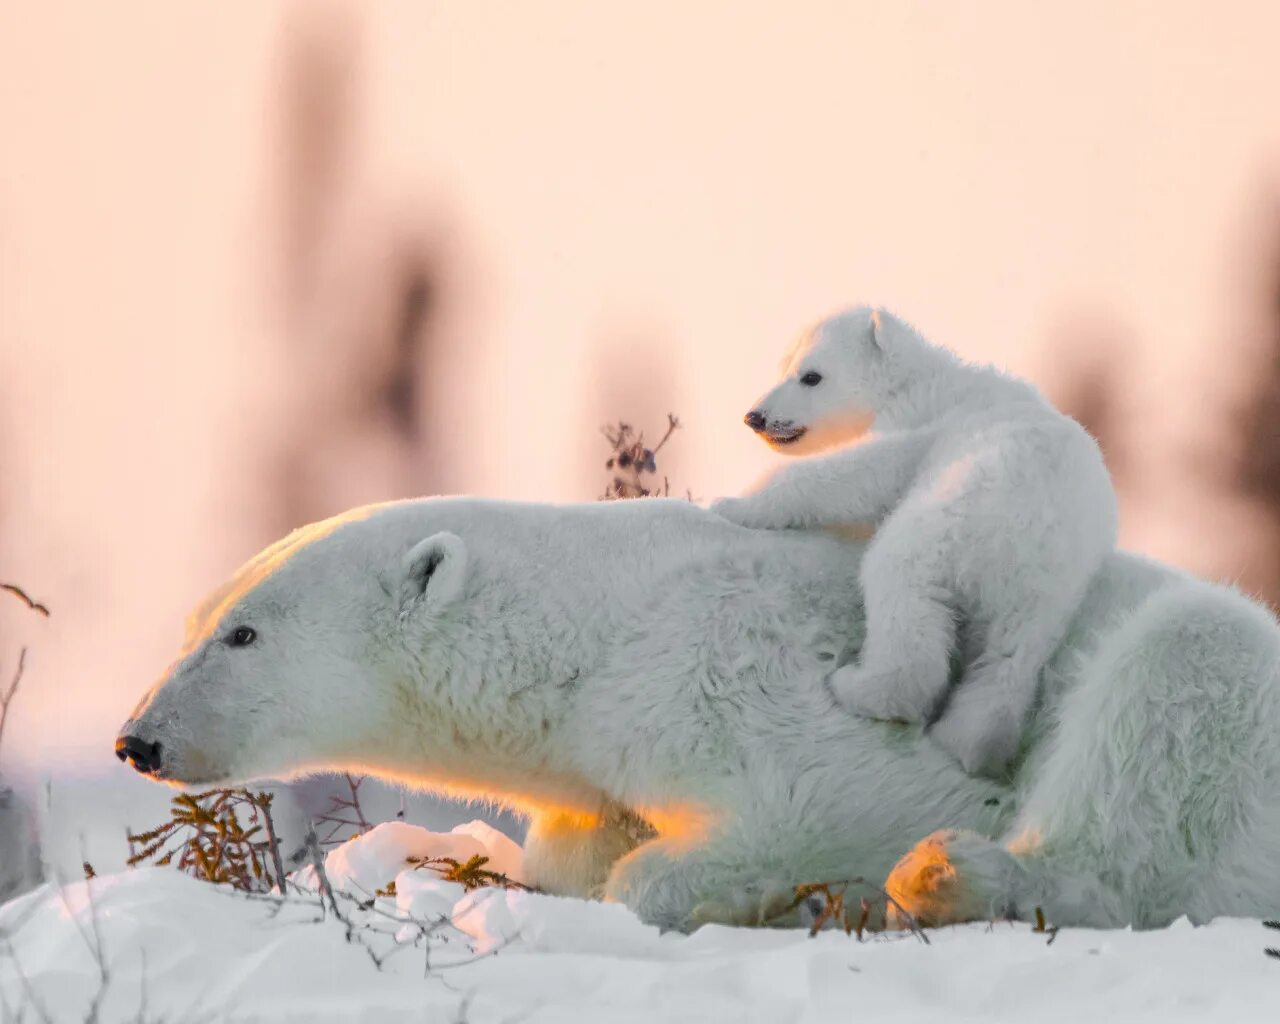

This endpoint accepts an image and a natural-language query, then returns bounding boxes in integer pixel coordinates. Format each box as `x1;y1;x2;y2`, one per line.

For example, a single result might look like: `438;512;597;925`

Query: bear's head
115;505;470;787
743;306;934;454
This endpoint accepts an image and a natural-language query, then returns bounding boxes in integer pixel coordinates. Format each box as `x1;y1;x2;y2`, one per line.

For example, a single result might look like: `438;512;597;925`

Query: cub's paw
884;830;1025;929
827;664;927;723
708;496;794;530
928;701;1021;779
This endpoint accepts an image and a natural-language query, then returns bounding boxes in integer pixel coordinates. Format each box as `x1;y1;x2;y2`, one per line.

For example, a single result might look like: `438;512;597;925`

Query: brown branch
245;789;288;892
0;647;28;756
0;583;50;617
316;772;373;846
650;413;681;455
0;583;47;760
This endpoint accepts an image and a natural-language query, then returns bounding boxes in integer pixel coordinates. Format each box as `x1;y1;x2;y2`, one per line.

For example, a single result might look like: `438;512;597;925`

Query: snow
3;821;1276;1023
288;820;522;897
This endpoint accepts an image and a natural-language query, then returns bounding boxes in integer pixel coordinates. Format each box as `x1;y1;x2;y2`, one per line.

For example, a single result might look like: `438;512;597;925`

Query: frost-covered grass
2;821;1277;1023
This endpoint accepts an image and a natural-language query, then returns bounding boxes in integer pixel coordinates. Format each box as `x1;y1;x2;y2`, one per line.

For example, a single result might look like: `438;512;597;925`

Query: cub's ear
868;308;907;351
396;532;468;616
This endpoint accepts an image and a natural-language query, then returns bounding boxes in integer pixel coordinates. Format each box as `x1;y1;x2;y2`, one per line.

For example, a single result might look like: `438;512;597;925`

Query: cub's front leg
710;430;933;531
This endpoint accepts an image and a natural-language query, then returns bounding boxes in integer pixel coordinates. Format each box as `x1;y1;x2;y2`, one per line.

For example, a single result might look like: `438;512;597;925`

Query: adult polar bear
116;496;1280;931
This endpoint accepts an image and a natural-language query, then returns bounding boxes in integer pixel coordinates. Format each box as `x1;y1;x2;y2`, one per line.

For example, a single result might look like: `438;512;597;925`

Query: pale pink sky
2;1;1279;774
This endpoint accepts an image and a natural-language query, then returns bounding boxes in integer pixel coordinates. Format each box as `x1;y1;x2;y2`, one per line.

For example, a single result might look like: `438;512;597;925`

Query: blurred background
2;0;1279;873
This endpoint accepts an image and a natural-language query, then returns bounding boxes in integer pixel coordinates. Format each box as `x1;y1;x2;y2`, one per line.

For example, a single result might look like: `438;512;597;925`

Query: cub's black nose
116;735;163;775
744;410;767;433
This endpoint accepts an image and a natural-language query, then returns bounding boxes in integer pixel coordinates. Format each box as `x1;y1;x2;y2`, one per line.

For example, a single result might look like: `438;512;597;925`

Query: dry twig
0;648;28;757
0;581;49;758
0;583;50;618
316;772;374;847
789;877;931;944
1032;905;1060;945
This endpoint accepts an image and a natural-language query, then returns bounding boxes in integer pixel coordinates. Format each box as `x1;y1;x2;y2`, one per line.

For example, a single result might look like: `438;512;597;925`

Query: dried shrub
127;788;287;893
792;881;870;937
787;878;930;943
601;414;680;499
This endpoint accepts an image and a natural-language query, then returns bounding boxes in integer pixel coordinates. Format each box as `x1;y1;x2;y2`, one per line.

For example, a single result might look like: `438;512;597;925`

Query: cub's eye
228;626;257;647
800;371;823;387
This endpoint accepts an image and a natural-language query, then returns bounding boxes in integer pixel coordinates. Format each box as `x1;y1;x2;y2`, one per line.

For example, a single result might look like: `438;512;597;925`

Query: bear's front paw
709;496;775;529
688;879;802;929
884;830;1025;929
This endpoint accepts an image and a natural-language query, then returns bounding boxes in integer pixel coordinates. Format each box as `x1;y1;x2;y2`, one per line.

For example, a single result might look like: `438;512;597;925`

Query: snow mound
452;885;663;955
2;853;1277;1022
290;820;524;897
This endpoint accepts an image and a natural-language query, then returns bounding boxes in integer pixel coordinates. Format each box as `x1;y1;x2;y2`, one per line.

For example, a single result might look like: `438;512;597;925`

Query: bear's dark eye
800;371;823;387
228;626;257;648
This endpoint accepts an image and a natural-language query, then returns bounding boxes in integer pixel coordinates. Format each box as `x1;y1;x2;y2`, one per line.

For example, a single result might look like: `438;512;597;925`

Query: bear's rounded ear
868;308;889;350
396;531;468;616
868;308;916;352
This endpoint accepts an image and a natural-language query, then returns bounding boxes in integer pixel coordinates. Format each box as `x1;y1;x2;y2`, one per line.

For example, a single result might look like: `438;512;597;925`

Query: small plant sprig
788;878;931;943
601;414;680;500
793;881;870;938
405;853;533;893
1032;905;1060;945
127;788;287;893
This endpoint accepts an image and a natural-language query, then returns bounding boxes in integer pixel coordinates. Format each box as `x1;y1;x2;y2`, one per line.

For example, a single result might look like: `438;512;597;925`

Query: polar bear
713;307;1118;777
116;497;1280;932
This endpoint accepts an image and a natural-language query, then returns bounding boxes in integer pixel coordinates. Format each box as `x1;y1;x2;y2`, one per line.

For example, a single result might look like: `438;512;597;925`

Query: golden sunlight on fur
181;502;392;652
884;832;978;929
767;411;876;455
635;803;718;848
823;522;878;544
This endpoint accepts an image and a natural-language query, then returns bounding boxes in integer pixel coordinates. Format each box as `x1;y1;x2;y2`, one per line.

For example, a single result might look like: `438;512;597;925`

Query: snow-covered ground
2;822;1276;1023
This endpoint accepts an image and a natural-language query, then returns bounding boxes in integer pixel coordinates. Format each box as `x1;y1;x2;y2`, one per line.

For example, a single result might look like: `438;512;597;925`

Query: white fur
713;307;1119;777
118;497;1280;932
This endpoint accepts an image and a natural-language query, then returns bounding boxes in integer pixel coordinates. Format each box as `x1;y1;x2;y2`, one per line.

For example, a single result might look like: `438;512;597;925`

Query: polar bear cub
713;306;1118;777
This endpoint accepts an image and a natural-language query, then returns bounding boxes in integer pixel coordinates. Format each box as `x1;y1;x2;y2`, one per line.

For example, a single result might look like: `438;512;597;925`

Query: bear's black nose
116;735;163;775
744;410;767;433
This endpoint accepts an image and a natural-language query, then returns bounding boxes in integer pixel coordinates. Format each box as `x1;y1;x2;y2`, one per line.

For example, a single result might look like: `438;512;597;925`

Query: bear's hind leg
1006;581;1280;927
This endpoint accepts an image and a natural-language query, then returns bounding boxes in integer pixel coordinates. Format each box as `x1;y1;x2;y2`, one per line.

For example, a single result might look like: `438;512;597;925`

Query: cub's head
115;506;469;786
743;306;930;454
